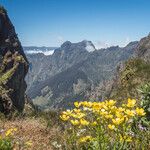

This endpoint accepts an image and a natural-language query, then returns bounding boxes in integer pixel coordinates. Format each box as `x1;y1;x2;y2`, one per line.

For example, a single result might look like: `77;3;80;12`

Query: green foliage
0;138;12;150
59;99;150;150
0;65;17;85
139;83;150;120
111;58;150;100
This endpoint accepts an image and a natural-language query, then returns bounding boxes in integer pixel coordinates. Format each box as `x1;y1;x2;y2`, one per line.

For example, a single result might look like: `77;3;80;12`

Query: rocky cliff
0;6;28;114
95;34;150;101
135;34;150;61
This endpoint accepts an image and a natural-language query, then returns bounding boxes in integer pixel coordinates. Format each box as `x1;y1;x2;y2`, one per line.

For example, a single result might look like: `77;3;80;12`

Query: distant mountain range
25;40;138;110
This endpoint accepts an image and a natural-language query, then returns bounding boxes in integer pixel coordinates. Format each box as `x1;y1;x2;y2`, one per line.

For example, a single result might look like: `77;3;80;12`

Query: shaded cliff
0;6;28;114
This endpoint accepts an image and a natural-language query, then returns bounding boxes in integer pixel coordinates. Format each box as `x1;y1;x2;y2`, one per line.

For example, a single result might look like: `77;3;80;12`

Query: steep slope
26;40;92;91
135;34;150;61
0;6;28;114
26;40;138;109
91;34;150;102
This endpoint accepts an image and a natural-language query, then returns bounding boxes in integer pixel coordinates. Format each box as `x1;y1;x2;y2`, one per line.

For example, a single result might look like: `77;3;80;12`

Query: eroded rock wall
0;7;28;114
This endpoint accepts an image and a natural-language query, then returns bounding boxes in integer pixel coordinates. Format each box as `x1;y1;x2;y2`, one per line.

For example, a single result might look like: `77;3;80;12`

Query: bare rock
0;6;28;115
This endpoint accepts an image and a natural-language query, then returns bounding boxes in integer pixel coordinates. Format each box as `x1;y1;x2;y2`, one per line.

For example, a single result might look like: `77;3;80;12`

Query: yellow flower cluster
60;98;145;129
5;128;17;137
60;98;147;148
120;135;132;142
79;135;93;143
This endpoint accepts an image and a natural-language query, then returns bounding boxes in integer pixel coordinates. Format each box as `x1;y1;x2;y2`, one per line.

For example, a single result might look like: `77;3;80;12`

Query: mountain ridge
26;40;138;110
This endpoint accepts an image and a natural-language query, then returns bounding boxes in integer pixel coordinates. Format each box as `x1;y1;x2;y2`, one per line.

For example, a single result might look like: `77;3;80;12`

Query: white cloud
85;41;96;52
26;50;54;56
94;41;110;49
94;37;131;49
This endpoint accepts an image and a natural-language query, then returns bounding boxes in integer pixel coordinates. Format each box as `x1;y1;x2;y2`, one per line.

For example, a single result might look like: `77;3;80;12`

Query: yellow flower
125;109;135;117
86;102;93;107
91;121;97;126
120;135;132;142
102;105;108;110
62;109;72;115
79;136;93;143
127;98;136;108
60;114;70;121
108;124;115;130
74;102;81;108
25;141;32;146
73;108;81;113
118;107;125;112
78;113;86;119
70;119;80;126
105;114;113;119
115;111;123;118
13;128;17;131
107;100;116;106
81;101;87;107
110;106;117;112
136;108;146;116
92;103;102;110
80;119;89;126
5;129;13;136
112;118;124;125
71;112;85;119
99;109;108;115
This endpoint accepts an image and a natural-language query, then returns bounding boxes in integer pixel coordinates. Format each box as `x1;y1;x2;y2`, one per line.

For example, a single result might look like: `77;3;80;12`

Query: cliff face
0;7;28;114
135;34;150;61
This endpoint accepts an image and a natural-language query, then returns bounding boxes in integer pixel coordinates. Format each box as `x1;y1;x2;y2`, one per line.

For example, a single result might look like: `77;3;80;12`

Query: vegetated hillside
0;6;28;114
26;40;138;110
89;34;150;102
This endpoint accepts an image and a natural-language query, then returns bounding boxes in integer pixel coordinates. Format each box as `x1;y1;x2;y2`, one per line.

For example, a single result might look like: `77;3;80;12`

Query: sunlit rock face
0;7;28;114
135;34;150;61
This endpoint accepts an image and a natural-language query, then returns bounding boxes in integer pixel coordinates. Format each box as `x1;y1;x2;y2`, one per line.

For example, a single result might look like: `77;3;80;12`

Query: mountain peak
61;41;72;49
60;40;96;52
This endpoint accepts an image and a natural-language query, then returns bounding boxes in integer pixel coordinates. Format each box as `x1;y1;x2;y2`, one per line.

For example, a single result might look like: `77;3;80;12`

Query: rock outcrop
0;6;28;114
135;34;150;61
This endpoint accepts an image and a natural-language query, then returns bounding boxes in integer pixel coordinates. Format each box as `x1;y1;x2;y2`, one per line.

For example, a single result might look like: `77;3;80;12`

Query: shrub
139;83;150;121
0;127;33;150
0;128;17;150
60;99;150;150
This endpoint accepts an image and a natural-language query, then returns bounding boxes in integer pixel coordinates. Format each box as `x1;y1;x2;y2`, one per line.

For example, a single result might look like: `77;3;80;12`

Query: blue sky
0;0;150;48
